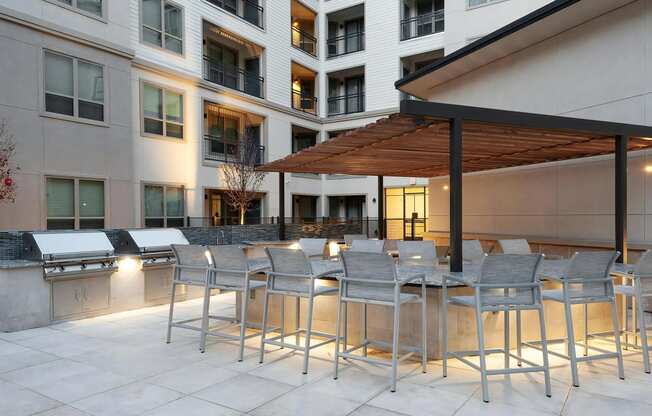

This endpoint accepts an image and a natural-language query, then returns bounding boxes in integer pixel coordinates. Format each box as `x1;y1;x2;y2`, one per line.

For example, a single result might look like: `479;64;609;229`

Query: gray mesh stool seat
334;251;427;392
462;239;485;264
611;250;652;374
259;248;342;374
166;244;268;360
349;239;385;253
298;238;328;259
526;251;625;387
443;253;551;403
398;241;437;267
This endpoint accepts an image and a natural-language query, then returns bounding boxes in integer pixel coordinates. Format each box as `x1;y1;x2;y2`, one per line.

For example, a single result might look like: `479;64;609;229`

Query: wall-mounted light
645;165;652;173
289;242;300;250
329;241;340;257
372;198;377;203
118;257;142;273
443;185;449;191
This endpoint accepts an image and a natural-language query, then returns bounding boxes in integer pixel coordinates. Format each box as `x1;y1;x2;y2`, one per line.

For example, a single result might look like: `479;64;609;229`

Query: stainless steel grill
23;231;117;280
117;228;189;268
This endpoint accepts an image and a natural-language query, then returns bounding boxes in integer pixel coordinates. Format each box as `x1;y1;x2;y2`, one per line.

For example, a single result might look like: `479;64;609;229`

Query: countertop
0;259;42;269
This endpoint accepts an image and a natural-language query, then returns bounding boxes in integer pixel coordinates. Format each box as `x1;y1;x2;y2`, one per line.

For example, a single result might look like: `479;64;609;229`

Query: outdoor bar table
238;256;624;359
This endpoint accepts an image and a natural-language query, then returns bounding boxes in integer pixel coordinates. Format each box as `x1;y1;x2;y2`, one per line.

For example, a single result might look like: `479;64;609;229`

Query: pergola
258;100;652;271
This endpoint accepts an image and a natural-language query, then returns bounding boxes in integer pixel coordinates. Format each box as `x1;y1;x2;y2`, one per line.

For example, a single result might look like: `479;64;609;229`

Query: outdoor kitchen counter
0;260;49;331
0;259;41;269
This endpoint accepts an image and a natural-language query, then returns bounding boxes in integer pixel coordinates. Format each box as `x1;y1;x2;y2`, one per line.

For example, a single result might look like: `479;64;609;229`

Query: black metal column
279;172;286;241
378;176;384;239
615;135;628;263
449;118;463;272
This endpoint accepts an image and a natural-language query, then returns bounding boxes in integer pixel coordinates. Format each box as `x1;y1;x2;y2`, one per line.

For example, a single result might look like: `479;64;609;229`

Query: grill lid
23;231;115;261
118;228;189;254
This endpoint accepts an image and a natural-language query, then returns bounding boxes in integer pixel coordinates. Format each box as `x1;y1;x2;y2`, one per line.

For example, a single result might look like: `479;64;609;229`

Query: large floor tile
193;374;294;413
2;359;134;403
248;354;335;386
0;380;61;416
402;363;480;397
304;366;391;402
562;389;652;416
455;398;557;416
348;405;410;416
34;405;92;415
368;383;469;416
0;348;59;373
147;362;239;394
71;382;182;416
141;396;242;416
14;332;115;359
249;386;361;416
0;327;63;342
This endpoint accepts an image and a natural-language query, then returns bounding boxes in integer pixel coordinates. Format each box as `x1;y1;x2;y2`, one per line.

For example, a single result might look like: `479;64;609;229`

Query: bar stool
298;238;328;259
334;251;427;392
531;251;625;387
349;239;385;253
462;239;485;264
259;248;341;374
443;253;550;403
611;249;652;374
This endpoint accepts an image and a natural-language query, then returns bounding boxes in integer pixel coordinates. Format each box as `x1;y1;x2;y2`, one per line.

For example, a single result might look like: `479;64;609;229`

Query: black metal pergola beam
378;176;385;240
449;118;463;272
278;172;285;241
401;100;652;138
615;135;628;263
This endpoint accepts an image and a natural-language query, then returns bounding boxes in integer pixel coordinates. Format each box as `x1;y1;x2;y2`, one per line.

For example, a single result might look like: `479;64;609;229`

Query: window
142;0;184;54
144;184;185;227
44;51;105;122
142;83;184;138
46;177;105;230
51;0;104;17
468;0;502;8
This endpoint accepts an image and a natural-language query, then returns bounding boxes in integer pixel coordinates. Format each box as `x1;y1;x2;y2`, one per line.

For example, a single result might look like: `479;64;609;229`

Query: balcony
327;93;365;116
326;4;365;59
203;22;265;99
203;103;264;165
291;0;317;57
291;62;318;115
291;27;317;56
203;134;264;165
327;32;365;58
203;57;264;98
205;0;264;29
400;1;444;41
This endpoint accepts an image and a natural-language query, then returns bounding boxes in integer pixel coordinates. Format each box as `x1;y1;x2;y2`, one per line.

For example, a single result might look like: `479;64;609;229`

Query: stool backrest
349;239;385;253
498;239;532;255
344;234;367;246
462;239;485;264
298;238;327;258
564;251;618;299
398;240;437;267
477;254;543;305
207;245;248;287
341;251;397;300
266;247;313;292
634;249;652;295
171;244;209;283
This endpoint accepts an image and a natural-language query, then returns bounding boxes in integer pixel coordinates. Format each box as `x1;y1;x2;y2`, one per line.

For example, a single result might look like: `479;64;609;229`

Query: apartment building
0;0;552;237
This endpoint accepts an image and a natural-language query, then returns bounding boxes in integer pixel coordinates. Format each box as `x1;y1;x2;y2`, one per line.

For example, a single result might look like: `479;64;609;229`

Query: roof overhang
395;0;637;99
257;101;652;178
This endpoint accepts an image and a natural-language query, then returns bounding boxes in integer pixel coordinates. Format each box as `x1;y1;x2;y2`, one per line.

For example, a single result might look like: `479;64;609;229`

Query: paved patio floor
1;292;651;416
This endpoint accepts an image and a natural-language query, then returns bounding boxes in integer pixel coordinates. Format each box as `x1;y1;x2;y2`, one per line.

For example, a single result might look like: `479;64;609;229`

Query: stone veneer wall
285;222;365;240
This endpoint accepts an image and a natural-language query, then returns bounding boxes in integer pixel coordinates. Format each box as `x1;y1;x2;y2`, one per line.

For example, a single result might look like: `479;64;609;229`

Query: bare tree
0;120;18;203
221;126;266;225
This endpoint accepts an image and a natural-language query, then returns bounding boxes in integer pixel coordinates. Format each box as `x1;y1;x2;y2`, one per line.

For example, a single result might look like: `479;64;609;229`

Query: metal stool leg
280;295;285;349
516;309;522;367
624;294;630;350
238;285;250;362
258;288;271;364
333;290;343;380
562;293;580;387
199;282;212;353
610;295;626;380
421;293;427;373
390;300;401;392
633;296;639;348
634;285;651;373
295;296;301;346
302;293;315;374
584;304;589;356
442;284;448;378
343;302;348;354
504;308;510;369
363;303;368;357
475;293;490;402
538;303;552;397
166;280;177;344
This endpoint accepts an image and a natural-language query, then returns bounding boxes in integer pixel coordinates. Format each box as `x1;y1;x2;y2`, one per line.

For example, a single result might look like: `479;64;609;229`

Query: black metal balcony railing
292;89;318;115
400;10;445;41
203;56;264;99
205;0;264;29
327;93;365;116
203;134;265;165
291;26;317;57
327;32;365;58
